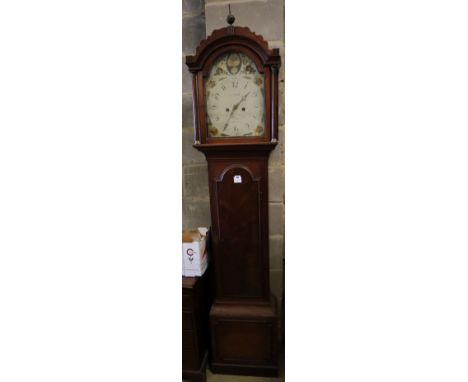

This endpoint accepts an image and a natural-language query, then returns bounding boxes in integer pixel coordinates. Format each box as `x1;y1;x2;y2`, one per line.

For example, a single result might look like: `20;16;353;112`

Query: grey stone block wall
182;0;209;231
182;0;285;301
205;0;284;41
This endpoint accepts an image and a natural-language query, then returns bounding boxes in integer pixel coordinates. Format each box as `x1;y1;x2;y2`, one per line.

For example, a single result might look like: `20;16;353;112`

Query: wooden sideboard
182;269;212;382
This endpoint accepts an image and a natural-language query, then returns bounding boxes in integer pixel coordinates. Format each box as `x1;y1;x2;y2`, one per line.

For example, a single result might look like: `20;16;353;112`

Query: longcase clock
186;19;281;377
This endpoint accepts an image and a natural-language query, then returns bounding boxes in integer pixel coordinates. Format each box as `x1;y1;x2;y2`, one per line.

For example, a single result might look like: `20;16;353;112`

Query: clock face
205;52;265;138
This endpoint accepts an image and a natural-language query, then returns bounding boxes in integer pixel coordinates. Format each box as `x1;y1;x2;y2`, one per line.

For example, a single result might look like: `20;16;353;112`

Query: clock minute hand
223;92;251;131
233;91;250;111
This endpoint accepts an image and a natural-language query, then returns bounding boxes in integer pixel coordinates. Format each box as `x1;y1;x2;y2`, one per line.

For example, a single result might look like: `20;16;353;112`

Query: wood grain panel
215;165;263;298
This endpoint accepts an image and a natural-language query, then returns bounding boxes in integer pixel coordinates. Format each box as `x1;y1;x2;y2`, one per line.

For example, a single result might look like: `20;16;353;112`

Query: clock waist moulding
186;25;281;377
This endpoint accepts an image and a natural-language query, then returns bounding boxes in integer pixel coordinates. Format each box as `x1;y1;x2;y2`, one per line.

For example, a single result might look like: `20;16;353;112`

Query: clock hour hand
223;92;251;131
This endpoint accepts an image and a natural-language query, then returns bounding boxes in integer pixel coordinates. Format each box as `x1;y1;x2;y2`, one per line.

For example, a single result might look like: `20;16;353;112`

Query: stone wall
182;0;211;229
182;0;285;301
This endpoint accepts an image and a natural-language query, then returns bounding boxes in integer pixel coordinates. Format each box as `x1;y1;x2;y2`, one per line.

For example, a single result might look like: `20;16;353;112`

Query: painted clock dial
205;52;265;138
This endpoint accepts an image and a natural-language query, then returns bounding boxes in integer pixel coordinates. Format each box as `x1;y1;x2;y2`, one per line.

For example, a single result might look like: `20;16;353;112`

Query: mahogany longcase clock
186;20;281;377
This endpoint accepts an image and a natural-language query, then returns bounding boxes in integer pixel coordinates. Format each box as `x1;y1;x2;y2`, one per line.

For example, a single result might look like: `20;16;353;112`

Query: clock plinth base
210;361;278;378
209;296;279;377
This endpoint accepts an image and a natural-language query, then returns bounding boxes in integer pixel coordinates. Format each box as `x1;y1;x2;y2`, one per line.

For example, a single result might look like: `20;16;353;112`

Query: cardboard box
182;227;209;277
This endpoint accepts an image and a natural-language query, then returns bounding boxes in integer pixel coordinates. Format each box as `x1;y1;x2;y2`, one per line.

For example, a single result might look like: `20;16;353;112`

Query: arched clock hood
186;26;281;148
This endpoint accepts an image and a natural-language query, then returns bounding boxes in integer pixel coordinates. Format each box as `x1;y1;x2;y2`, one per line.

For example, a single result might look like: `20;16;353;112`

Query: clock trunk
208;152;270;302
201;146;279;376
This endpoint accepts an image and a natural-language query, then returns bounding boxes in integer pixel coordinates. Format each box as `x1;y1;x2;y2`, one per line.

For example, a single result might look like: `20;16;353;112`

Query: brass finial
226;4;235;25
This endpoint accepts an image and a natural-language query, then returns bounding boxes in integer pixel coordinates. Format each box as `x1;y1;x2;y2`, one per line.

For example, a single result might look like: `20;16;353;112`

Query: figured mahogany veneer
204;147;272;303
